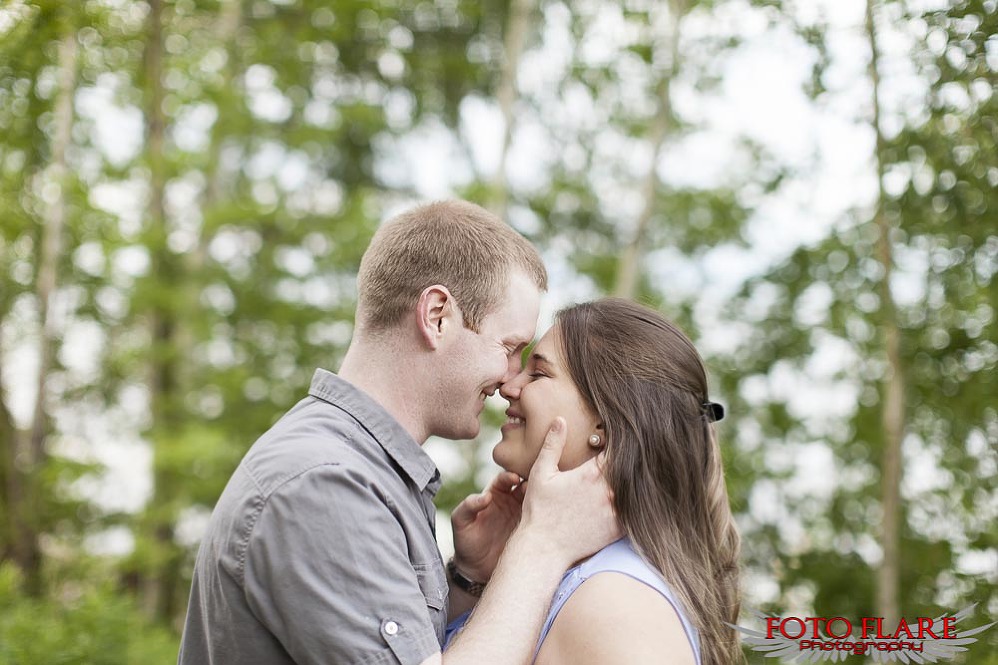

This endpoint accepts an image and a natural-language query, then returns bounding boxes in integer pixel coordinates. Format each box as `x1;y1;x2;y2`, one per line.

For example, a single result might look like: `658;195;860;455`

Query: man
179;200;618;665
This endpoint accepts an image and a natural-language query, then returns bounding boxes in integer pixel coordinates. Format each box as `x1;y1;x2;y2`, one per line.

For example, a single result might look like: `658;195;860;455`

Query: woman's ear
586;419;607;451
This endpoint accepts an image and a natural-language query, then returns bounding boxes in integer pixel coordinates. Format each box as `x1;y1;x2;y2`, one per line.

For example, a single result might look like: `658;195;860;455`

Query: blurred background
0;0;995;661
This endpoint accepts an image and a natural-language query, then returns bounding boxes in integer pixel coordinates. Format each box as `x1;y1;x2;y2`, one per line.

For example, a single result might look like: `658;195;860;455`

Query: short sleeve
243;463;442;665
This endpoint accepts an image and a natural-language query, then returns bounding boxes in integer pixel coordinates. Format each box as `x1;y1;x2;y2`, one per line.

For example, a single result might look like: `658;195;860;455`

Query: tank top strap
534;539;702;664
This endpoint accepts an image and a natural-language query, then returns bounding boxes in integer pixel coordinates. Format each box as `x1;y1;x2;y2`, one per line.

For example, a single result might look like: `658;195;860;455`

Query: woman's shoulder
579;540;689;613
535;540;699;665
578;538;652;578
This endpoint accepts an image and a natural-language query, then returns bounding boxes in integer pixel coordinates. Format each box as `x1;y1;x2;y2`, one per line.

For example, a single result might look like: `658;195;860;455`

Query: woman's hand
519;417;620;568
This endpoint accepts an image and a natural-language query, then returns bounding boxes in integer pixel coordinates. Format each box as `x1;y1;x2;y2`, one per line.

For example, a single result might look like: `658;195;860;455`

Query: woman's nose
499;370;526;400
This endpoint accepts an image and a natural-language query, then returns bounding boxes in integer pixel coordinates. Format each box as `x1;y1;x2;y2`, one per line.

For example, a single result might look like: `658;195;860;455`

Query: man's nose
499;370;525;400
502;354;521;384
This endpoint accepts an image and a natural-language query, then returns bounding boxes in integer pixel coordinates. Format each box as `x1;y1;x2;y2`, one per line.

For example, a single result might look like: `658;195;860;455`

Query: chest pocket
414;561;448;612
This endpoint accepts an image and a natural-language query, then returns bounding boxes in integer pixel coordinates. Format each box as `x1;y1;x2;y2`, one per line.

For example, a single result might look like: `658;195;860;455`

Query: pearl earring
588;434;602;448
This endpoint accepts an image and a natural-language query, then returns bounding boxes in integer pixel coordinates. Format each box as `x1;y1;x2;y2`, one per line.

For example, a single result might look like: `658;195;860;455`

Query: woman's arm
535;572;697;665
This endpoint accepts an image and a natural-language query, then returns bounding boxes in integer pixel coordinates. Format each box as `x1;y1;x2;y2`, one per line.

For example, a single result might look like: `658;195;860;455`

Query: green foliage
0;564;177;664
718;1;997;655
0;0;995;660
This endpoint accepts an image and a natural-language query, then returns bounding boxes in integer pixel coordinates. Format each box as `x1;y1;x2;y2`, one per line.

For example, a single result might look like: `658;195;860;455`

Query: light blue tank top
444;538;702;664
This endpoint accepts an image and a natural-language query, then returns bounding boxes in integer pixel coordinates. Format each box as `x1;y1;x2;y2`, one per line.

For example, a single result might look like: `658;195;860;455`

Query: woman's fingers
530;417;567;478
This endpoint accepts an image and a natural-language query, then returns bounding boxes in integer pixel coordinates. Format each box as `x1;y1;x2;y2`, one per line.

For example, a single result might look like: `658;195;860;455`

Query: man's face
432;270;540;441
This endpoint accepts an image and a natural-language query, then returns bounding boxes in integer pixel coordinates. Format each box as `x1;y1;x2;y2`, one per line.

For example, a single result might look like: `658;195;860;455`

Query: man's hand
451;470;525;582
518;417;620;567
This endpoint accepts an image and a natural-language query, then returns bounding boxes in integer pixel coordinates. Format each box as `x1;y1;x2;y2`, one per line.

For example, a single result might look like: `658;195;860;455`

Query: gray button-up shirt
179;369;446;665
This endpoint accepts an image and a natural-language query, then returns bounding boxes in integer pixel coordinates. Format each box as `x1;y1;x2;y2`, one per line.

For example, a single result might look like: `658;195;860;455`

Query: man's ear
415;285;459;349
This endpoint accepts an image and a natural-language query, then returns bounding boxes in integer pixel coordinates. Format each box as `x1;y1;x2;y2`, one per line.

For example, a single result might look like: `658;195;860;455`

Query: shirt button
385;621;399;636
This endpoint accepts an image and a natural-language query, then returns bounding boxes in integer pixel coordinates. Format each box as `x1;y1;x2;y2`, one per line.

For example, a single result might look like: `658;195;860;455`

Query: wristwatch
446;558;486;598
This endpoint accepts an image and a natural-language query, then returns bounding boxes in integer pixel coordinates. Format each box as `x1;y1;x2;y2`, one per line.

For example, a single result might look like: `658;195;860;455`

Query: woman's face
493;326;601;478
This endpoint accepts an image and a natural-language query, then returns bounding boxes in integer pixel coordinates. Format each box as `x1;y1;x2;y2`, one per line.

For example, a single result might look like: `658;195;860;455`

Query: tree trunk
614;0;686;299
197;0;243;263
867;0;904;626
18;25;78;593
614;77;672;299
31;26;77;463
489;0;532;220
0;354;22;564
140;0;180;621
137;0;245;626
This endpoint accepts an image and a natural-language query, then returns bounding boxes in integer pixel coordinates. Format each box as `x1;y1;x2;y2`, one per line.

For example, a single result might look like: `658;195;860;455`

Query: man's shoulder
240;396;382;490
197;399;385;577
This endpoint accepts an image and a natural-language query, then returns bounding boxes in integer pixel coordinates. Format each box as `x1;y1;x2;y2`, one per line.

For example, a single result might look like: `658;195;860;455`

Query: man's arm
244;464;443;665
430;417;620;665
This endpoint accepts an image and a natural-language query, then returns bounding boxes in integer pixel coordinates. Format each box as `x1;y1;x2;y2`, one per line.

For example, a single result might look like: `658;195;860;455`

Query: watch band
446;558;486;598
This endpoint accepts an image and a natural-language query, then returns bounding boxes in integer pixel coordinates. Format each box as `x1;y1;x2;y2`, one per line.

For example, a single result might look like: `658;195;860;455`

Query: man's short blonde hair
357;200;547;332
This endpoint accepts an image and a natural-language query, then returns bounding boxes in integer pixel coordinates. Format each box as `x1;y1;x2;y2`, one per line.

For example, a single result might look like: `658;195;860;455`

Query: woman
451;298;742;665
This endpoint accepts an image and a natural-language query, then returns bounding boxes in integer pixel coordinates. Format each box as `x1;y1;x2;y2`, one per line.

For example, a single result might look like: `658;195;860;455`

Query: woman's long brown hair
557;298;742;665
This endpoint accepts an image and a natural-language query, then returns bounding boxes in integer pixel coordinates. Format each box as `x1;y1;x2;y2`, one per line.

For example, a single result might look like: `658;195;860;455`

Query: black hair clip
703;401;724;423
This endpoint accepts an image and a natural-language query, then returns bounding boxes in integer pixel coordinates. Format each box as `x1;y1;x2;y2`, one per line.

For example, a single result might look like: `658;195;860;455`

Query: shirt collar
308;368;441;494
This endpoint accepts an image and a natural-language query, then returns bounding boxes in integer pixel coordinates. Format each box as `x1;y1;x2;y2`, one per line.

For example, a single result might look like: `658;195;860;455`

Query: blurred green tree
0;0;109;596
718;0;996;659
0;0;993;661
